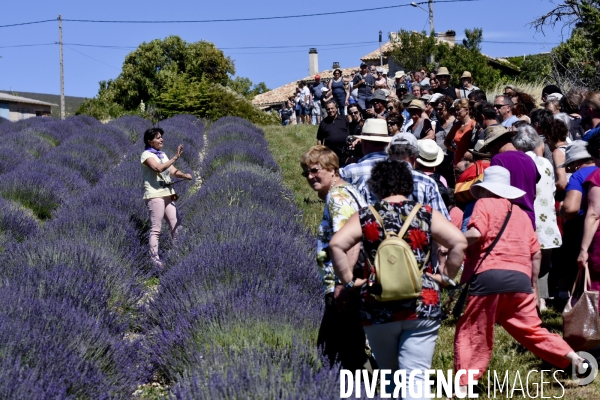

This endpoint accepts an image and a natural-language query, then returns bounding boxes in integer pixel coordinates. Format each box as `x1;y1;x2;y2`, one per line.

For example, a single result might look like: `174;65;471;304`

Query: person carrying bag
563;264;600;351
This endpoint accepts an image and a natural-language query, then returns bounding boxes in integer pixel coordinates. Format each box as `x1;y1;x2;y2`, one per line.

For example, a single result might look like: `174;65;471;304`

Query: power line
57;0;480;24
0;43;55;48
0;19;55;28
65;46;120;69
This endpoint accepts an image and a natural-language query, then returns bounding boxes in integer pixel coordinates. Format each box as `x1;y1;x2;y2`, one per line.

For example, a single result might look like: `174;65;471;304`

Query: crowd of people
300;65;600;397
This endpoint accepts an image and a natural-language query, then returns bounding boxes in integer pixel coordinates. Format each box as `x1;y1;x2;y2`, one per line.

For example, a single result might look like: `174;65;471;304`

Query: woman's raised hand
176;144;184;158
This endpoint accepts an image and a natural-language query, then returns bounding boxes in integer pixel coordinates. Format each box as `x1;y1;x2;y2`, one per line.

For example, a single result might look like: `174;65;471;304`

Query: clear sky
0;0;571;98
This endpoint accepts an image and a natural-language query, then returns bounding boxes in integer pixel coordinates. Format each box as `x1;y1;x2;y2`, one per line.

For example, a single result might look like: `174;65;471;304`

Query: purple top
491;151;540;229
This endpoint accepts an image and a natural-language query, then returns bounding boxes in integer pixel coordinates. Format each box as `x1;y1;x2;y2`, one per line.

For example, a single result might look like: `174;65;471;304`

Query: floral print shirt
358;200;440;324
526;152;562;249
316;183;367;294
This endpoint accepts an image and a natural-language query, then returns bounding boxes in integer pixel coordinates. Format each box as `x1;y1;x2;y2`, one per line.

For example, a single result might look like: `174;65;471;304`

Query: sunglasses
301;167;321;178
387;122;397;126
386;106;394;111
494;104;507;109
350;111;360;115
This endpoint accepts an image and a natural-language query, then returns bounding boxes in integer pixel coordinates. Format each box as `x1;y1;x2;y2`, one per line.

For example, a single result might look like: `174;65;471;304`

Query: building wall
6;101;51;122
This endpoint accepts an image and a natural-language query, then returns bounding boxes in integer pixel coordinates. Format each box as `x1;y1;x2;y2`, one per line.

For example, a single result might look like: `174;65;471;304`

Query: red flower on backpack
407;228;428;250
363;221;381;242
421;288;439;306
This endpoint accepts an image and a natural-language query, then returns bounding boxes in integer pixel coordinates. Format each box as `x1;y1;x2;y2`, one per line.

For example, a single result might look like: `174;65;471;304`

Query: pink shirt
462;198;540;284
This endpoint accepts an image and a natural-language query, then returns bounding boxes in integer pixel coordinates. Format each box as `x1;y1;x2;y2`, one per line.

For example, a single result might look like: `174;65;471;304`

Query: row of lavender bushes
144;116;339;398
0;115;205;398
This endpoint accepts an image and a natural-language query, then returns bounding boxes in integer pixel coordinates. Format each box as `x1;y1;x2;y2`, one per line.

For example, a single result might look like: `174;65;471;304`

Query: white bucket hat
557;140;593;168
356;119;393;143
470;166;526;200
417;139;444;167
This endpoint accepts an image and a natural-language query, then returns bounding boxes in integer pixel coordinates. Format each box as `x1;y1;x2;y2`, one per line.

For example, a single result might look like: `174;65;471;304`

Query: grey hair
412;83;421;89
554;112;571;130
512;124;543;152
495;94;514;107
387;144;418;161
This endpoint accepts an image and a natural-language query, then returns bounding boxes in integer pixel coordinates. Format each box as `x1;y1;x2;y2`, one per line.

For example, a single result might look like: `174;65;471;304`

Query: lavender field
0;115;339;398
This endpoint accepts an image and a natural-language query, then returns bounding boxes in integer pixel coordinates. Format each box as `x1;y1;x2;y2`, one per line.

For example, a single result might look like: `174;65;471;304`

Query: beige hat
406;99;425;110
482;125;510;149
395;70;406;79
356;119;393;143
437;67;451;76
468;139;491;158
460;71;472;79
417;139;444;167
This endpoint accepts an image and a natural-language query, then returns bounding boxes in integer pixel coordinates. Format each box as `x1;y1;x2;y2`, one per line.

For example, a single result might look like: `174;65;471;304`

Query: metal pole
379;30;383;67
58;15;65;120
429;0;434;35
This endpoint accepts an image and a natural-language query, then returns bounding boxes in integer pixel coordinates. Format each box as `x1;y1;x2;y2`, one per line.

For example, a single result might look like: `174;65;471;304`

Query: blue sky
0;0;571;98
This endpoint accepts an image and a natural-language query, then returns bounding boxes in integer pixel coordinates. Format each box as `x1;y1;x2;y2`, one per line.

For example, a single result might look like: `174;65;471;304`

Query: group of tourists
302;65;600;397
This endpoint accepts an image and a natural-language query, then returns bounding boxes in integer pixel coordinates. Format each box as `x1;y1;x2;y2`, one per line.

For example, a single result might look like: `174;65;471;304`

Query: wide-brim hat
481;125;510;150
470;166;526;200
420;94;432;102
460;71;472;79
429;93;445;104
417;139;444;167
356;119;393;143
401;94;417;105
406;99;425;110
437;67;451;76
372;90;387;102
395;71;406;79
557;140;593;168
468;139;491;158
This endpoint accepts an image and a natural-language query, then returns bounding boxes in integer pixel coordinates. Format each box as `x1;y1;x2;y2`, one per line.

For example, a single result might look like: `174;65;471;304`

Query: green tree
390;29;508;91
76;36;273;123
227;77;269;99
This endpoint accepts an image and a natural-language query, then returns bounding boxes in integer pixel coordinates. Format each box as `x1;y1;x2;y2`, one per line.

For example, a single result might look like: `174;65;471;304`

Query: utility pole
58;15;65;120
378;31;383;67
428;0;434;35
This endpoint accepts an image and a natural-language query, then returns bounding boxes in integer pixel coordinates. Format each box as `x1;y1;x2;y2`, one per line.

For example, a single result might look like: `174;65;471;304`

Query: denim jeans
364;319;441;399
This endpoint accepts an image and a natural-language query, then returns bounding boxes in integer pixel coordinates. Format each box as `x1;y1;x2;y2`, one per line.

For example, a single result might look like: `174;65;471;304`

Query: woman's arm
559;190;583;220
169;165;192;180
422;119;435;140
430;209;467;279
553;150;568;192
143;145;183;173
464;226;482;246
578;186;600;268
443;123;460;152
344;83;350;106
330;212;363;285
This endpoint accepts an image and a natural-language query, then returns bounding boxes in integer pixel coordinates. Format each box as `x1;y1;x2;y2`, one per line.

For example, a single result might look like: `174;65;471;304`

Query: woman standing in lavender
141;127;192;267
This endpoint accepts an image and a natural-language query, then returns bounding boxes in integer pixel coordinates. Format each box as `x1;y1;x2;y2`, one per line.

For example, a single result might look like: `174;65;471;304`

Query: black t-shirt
470;270;533;296
435;86;458;100
349;120;364;136
316;114;349;161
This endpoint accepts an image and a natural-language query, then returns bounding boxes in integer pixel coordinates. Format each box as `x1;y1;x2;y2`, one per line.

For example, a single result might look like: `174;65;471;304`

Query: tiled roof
0;92;56;107
360;42;398;61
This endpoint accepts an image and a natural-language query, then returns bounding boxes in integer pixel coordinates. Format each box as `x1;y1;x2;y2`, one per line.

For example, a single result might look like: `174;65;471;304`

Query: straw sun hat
417;139;444;167
470;166;525;200
356;119;393;143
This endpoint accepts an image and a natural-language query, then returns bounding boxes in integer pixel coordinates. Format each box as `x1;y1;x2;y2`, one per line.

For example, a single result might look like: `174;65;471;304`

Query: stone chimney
309;48;318;76
332;62;340;69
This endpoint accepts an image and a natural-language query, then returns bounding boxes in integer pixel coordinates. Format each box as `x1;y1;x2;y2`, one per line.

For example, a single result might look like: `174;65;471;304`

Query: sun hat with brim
546;93;563;101
395;71;406;79
417;139;444;167
468;139;491;159
401;94;417;105
557;140;593;168
321;87;329;92
372;90;387;102
390;132;418;150
356;119;393;143
482;125;510;149
470;166;526;200
437;67;451;76
406;99;425;110
460;71;472;79
420;94;432;102
429;93;445;104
